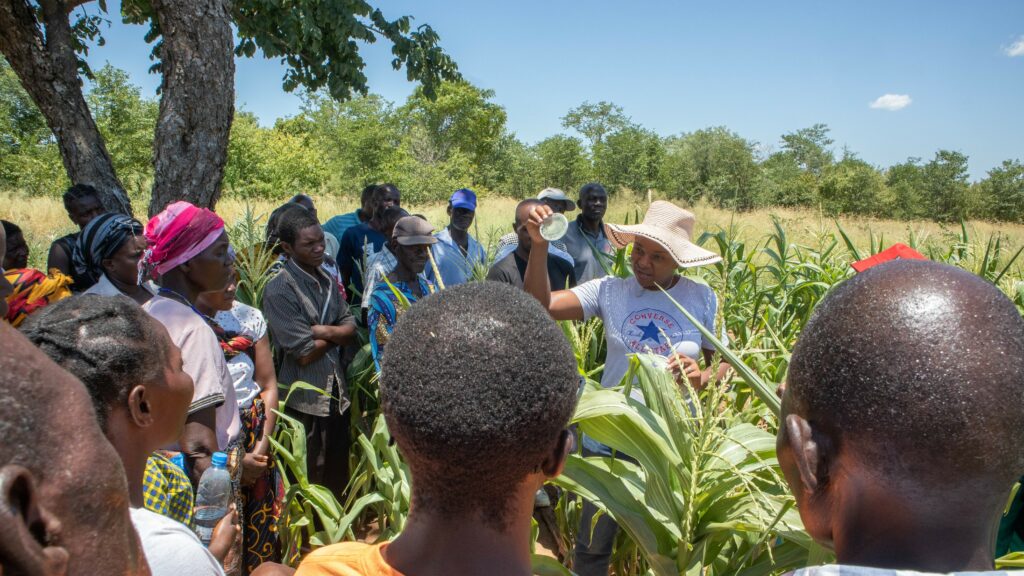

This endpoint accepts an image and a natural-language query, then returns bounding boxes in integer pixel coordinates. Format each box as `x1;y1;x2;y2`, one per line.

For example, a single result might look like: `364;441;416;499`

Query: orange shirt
295;542;404;576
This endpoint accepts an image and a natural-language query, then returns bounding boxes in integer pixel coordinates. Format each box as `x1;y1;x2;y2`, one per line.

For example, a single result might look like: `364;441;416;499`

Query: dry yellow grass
4;191;1024;275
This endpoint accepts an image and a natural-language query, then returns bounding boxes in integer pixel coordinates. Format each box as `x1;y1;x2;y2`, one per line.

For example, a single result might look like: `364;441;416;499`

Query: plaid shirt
142;453;194;528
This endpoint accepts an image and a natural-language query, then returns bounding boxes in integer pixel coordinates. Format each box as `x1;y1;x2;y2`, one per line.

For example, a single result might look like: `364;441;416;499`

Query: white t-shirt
570;275;719;389
144;295;241;450
130;507;225;576
214;301;268;408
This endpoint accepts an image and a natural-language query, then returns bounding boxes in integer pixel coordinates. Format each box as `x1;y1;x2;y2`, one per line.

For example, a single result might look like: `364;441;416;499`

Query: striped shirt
263;259;355;417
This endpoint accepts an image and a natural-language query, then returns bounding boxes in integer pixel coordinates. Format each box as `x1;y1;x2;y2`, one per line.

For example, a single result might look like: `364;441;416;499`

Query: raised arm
522;204;585;322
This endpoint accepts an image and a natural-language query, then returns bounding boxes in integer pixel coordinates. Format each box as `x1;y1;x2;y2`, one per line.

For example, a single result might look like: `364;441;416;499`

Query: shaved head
0;323;147;575
786;260;1024;489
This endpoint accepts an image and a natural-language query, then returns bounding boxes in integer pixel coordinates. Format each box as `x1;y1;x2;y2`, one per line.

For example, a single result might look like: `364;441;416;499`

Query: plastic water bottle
193;451;232;546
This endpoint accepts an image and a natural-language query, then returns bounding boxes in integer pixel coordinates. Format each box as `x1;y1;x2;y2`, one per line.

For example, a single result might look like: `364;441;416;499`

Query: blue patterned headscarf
73;212;144;285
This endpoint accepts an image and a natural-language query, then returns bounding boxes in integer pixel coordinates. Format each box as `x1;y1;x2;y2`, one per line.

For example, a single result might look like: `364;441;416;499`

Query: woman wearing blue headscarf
74;212;156;305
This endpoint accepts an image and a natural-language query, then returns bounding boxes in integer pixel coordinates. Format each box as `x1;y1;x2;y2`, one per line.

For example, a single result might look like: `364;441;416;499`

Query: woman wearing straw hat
523;199;723;576
524;200;722;391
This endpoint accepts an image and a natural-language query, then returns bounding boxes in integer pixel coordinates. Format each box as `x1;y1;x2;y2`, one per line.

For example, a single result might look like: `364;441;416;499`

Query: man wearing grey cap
494;188;575;267
367;216;438;371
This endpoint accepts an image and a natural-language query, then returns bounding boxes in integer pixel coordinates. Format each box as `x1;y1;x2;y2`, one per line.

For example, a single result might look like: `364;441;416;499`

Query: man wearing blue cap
427;188;487;288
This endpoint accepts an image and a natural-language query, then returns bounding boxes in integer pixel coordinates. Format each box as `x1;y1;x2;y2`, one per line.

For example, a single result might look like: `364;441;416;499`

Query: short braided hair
20;295;169;430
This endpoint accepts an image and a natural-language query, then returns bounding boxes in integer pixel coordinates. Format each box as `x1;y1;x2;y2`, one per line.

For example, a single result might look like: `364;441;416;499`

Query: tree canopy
1;54;1021;223
0;0;460;215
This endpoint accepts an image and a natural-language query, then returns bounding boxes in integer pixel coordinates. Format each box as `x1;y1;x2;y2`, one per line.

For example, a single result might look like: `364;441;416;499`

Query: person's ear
783;413;829;494
0;465;69;575
279;240;295;258
541;430;573;478
127;384;154;428
101;257;116;275
447;204;453;216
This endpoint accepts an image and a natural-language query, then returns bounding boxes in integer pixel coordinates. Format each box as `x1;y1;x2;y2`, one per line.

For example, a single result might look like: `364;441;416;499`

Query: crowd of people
2;180;1024;576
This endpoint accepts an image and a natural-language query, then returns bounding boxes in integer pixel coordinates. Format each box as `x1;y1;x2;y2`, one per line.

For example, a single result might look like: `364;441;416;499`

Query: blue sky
83;0;1023;180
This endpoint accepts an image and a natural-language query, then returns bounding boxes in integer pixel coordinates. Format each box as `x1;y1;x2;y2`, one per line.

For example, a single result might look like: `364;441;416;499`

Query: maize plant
553;357;817;576
226;203;280;309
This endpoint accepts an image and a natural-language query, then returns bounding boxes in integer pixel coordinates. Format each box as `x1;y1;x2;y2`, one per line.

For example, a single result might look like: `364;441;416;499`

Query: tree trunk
0;0;132;215
148;0;235;217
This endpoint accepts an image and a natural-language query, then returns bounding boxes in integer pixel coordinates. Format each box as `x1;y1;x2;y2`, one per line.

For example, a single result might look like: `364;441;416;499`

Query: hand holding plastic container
640;341;702;370
193;451;232;546
539;212;569;241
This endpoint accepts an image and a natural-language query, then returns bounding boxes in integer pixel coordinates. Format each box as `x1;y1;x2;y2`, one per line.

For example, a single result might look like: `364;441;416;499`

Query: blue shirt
322;209;365;245
426;227;487;288
338;223;386;301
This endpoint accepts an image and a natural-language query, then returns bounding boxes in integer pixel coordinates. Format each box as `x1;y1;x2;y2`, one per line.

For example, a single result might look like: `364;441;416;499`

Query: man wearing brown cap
367;216;438;371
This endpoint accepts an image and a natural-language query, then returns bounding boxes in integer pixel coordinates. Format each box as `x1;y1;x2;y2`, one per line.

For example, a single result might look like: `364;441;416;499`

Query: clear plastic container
193;451;231;546
539;212;569;241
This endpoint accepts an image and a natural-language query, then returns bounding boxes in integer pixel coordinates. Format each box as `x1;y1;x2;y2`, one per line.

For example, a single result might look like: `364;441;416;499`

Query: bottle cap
211;452;228;468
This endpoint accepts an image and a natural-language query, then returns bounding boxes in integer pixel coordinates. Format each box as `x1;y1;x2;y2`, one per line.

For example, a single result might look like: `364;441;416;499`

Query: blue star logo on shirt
637;321;662;344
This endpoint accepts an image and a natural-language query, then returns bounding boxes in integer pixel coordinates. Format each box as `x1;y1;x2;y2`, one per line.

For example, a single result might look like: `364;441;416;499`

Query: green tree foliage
479;135;538;197
121;0;460;101
818;155;888;215
979;160;1024;222
885;158;927;220
5;58;1024;225
659;127;761;210
780;123;834;177
760;151;818;207
533;135;591;194
593;127;665;195
561;101;633;149
397;82;507;174
87;64;159;196
924;150;972;222
293;92;401;194
0;57;64;195
222;111;329;200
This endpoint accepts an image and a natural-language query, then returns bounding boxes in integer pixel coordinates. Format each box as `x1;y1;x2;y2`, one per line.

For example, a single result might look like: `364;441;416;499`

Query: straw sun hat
605;201;722;268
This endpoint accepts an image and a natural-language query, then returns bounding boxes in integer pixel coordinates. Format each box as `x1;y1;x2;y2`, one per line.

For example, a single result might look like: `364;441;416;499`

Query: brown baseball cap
392;216;438;246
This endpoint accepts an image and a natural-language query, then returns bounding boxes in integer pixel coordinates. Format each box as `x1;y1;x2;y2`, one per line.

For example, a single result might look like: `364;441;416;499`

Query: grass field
4;191;1024;276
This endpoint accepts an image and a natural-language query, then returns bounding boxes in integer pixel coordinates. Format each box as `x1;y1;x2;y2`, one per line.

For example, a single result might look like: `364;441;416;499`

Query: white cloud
869;94;912;111
1006;36;1024;57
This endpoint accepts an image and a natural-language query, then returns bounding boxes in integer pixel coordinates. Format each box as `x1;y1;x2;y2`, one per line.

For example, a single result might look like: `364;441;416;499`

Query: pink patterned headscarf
141;201;225;279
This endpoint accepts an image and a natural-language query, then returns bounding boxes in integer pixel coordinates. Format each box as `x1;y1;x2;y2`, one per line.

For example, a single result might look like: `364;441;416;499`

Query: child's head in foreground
380;281;579;530
780;259;1024;568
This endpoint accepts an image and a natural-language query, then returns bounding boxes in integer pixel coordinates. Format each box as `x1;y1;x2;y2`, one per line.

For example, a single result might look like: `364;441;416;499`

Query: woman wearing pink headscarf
141;201;241;486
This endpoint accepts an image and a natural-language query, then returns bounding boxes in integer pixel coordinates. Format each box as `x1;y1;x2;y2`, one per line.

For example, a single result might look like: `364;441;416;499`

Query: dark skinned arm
251;336;278;457
294;322;358;366
522;204;585;321
179;406;218;486
295;338;335;367
46;242;72;276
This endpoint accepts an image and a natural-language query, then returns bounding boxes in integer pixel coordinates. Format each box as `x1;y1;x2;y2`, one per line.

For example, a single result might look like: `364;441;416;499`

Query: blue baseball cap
450;188;477;211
